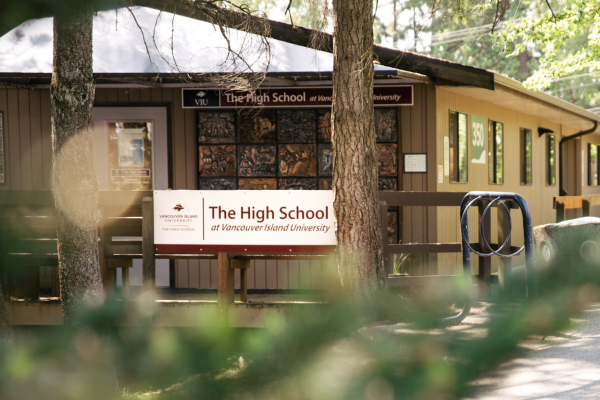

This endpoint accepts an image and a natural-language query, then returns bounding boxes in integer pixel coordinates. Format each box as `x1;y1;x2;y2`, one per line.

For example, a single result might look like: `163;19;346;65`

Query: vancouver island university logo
173;204;184;212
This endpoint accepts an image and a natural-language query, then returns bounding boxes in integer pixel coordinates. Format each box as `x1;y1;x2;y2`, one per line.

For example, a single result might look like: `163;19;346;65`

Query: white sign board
154;190;336;253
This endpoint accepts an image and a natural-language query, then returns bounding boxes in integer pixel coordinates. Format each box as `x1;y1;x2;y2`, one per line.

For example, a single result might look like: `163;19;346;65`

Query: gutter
559;121;599;196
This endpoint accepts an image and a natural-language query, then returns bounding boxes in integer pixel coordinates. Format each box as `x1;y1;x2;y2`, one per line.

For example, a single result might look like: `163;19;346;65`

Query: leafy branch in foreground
496;0;600;90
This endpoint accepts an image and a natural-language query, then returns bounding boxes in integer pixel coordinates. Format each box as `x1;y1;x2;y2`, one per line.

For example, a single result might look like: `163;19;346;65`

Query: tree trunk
51;2;104;326
0;282;14;346
332;0;385;294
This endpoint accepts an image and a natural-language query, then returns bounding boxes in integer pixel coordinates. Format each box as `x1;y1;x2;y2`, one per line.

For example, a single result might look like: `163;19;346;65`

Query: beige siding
436;87;562;275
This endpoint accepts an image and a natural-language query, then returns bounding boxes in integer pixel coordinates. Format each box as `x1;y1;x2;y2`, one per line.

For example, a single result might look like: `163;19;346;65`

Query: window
589;144;599;186
547;134;556;186
449;111;468;182
488;120;504;184
520;128;533;185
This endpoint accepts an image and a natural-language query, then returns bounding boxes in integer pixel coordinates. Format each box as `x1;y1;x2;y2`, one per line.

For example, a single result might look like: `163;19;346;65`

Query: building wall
0;83;433;289
435;87;563;275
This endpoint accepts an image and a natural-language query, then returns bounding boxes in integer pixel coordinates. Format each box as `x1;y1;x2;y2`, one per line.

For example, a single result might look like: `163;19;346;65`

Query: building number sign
471;115;486;164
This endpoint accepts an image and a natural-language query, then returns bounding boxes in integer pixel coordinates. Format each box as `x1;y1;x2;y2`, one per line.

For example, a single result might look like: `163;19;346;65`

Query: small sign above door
182;86;414;109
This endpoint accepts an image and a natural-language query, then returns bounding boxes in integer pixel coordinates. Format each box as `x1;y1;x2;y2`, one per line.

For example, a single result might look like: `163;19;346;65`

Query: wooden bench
0;191;58;299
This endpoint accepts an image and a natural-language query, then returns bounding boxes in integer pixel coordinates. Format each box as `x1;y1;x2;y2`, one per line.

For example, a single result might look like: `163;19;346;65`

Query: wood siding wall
0;84;432;289
435;87;563;275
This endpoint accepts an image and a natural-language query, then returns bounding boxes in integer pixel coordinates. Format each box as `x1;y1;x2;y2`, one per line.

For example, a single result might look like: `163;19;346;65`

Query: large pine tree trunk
332;0;385;294
51;3;104;326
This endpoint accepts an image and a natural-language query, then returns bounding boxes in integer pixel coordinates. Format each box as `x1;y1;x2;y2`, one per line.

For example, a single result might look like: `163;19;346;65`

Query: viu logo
195;91;208;106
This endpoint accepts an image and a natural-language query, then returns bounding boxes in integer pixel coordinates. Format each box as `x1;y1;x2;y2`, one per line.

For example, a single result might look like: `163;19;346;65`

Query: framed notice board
0;112;5;185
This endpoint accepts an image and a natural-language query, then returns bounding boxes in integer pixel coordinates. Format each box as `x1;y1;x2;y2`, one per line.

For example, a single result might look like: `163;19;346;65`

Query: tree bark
51;2;104;326
332;0;385;295
0;282;14;346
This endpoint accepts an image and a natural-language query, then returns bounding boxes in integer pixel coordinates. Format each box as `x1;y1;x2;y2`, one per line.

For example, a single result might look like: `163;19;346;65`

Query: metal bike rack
442;191;534;325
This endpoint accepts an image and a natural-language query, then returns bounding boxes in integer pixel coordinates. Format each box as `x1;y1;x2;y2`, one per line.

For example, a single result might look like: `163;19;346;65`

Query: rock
533;217;600;271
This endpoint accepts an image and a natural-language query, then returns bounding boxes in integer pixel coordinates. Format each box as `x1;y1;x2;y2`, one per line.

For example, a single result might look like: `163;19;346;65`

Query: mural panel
318;144;333;176
239;178;277;190
238;110;276;143
278;110;316;143
197;111;236;143
278;178;318;190
199;145;236;177
387;212;399;244
238;145;277;177
317;110;332;142
199;178;237;190
377;143;398;177
319;178;332;190
375;108;398;143
279;144;317;177
378;177;398;191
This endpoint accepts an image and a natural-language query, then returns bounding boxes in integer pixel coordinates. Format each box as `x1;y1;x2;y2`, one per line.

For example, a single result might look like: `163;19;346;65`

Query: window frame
588;143;600;186
448;110;469;183
488;120;504;185
546;134;557;186
520;128;533;186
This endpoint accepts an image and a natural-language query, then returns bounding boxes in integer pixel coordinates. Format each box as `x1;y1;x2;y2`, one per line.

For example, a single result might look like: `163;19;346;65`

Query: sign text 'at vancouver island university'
154;191;337;253
182;86;413;108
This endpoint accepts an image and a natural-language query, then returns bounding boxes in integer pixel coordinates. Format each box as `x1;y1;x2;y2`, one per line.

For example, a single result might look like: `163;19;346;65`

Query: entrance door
93;107;169;287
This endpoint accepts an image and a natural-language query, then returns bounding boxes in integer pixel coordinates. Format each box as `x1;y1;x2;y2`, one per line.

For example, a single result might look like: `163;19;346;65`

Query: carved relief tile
317;109;332;142
319;179;332;190
199;178;237;190
318;144;333;176
279;144;317;177
387;211;399;244
378;177;398;191
238;145;277;177
198;145;236;177
278;178;318;190
239;178;277;190
377;143;398;177
375;108;398;143
238;110;276;143
277;110;316;143
197;111;236;143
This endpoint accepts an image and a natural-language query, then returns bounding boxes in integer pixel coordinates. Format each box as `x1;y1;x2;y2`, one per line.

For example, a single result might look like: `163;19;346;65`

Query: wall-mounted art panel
279;144;317;177
317;110;332;142
278;178;318;190
199;145;236;177
375;108;398;143
377;143;398;177
238;110;276;143
197;111;236;143
378;177;398;191
387;211;398;244
318;144;333;177
199;178;237;190
277;110;316;143
319;178;332;190
239;178;277;190
238;145;277;177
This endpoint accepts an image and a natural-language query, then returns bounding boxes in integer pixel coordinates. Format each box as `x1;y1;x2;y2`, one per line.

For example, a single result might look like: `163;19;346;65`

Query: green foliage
497;0;600;90
0;259;599;400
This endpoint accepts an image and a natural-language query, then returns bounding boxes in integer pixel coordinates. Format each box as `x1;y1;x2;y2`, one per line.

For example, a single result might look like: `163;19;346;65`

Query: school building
0;6;599;310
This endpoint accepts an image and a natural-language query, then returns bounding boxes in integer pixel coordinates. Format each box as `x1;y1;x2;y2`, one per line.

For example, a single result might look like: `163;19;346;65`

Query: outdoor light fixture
538;127;555;137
